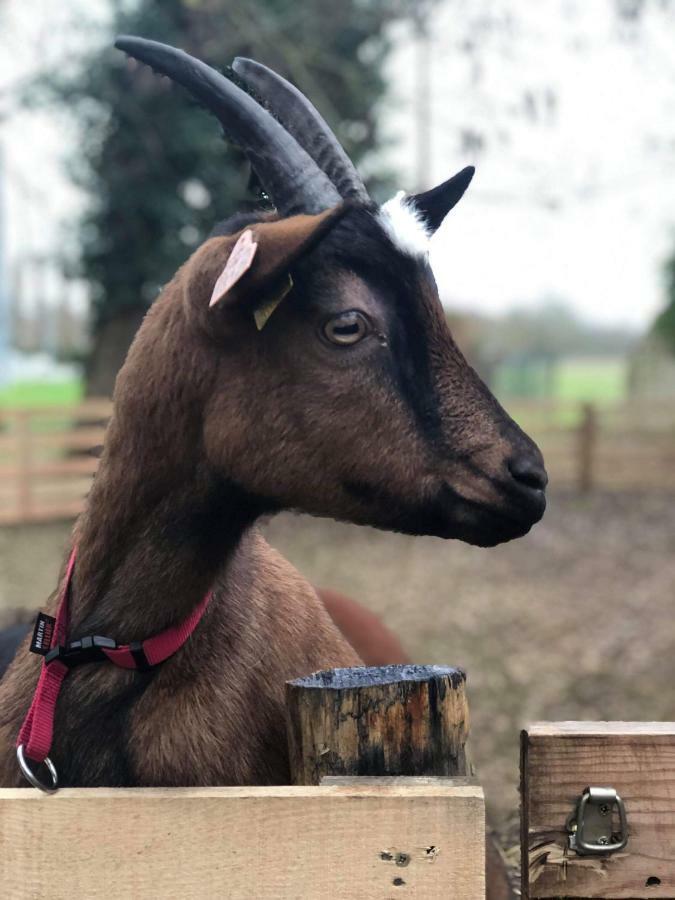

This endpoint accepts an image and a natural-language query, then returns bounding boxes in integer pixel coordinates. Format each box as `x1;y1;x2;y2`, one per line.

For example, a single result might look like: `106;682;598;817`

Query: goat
0;37;546;793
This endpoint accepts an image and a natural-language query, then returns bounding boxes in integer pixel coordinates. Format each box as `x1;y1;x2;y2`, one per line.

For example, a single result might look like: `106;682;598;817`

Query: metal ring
16;744;59;794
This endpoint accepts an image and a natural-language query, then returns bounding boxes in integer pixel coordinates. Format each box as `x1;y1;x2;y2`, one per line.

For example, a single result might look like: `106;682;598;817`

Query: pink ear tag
209;229;258;308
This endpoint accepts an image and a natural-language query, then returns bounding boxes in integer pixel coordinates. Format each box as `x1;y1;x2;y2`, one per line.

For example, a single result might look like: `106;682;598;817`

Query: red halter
16;547;212;792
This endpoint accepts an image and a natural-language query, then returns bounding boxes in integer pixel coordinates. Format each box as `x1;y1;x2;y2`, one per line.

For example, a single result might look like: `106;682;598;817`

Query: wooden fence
0;398;674;525
2;658;673;898
1;665;486;899
507;398;675;493
0;401;110;526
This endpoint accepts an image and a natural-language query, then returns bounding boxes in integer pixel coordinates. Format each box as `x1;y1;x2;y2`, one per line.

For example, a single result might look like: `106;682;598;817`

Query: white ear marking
377;191;431;258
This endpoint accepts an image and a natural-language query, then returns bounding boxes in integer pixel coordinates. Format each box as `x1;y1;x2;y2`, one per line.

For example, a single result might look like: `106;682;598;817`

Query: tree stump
285;664;469;785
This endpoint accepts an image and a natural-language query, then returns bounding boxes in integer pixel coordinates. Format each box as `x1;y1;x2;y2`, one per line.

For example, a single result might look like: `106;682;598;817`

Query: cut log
285;664;469;784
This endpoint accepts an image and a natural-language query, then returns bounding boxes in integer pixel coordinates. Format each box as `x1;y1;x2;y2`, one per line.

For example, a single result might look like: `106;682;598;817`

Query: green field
554;357;627;403
495;355;627;405
0;379;83;408
491;356;629;430
0;356;626;411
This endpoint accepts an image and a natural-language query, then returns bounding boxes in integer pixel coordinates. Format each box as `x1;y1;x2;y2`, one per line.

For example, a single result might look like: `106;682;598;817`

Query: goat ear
410;166;475;234
208;204;348;322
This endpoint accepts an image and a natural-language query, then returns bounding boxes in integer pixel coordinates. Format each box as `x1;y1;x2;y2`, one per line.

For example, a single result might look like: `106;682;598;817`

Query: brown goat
0;38;546;809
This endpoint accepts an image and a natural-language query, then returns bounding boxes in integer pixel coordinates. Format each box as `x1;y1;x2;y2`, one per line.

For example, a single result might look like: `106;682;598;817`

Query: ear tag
253;274;293;331
209;229;258;308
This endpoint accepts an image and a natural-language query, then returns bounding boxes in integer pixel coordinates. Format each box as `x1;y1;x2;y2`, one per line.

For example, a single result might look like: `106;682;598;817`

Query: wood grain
521;722;675;899
0;780;485;900
286;665;469;785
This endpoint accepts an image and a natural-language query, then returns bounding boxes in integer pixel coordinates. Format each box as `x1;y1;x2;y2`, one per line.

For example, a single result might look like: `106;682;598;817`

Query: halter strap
16;547;212;786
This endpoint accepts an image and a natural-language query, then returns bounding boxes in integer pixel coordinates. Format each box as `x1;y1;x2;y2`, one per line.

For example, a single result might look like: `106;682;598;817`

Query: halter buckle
45;635;117;668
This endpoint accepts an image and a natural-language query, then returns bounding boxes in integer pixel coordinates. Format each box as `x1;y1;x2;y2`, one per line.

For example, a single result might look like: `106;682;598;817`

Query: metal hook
567;786;628;856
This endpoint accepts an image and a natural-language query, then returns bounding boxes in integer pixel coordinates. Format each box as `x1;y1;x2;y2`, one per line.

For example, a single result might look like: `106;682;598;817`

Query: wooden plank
0;400;112;420
0;501;84;525
25;478;92;500
0;458;99;479
521;722;675;899
0;428;104;454
0;780;485;900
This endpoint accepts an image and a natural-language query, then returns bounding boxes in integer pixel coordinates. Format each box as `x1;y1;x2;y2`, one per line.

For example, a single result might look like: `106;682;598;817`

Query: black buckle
45;635;117;668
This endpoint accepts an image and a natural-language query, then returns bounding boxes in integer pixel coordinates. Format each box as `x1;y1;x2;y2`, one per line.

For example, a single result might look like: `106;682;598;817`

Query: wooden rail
0;401;110;525
0;780;485;899
0;398;673;525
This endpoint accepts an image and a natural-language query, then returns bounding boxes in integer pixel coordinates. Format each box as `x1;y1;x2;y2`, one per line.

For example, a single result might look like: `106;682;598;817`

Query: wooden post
286;665;511;898
15;409;32;521
286;664;470;784
577;402;597;493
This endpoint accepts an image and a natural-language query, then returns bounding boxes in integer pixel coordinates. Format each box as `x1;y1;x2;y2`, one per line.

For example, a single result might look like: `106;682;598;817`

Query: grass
0;357;627;415
496;356;627;405
0;379;83;409
554;357;627;404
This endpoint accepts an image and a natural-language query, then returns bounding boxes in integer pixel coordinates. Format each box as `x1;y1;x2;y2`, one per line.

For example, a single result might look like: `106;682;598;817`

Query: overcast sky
1;0;675;330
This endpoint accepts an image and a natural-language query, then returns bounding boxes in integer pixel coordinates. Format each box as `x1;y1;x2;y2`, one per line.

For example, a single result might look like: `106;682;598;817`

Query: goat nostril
508;457;548;492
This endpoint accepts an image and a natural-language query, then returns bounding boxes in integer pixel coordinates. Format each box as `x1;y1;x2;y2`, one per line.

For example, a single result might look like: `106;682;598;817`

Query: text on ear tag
254;274;294;331
210;229;258;308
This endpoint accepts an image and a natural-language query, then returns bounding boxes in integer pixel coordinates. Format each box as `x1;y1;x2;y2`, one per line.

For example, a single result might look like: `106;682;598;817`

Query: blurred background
0;0;674;825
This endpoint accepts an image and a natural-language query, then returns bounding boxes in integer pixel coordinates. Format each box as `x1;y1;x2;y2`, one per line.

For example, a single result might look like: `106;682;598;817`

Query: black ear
410;166;475;234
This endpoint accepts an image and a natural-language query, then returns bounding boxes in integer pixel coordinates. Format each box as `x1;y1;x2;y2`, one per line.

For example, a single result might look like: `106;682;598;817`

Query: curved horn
114;36;341;216
233;57;369;204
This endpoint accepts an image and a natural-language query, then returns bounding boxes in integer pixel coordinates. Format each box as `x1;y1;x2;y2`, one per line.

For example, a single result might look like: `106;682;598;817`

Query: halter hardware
45;635;117;668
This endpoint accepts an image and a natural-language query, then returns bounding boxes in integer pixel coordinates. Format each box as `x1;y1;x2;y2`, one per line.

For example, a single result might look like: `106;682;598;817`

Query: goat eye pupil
323;312;368;345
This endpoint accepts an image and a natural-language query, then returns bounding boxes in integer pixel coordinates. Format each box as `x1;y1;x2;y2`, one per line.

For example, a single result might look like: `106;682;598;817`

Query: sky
384;1;675;329
1;0;675;331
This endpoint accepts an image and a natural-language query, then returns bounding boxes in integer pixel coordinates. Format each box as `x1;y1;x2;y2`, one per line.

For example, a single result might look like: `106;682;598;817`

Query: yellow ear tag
253;274;293;331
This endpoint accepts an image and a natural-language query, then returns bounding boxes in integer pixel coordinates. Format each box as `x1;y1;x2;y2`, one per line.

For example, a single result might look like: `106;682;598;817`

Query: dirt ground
1;488;674;824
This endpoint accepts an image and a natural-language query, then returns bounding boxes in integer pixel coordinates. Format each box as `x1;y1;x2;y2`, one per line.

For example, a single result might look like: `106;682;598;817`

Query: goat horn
232;58;369;204
114;36;341;216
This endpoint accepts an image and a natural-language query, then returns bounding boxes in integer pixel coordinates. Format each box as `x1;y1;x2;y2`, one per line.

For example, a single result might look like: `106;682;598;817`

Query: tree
45;0;401;394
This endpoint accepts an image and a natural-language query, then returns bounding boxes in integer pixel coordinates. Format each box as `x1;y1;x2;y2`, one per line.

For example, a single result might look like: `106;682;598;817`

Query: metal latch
567;786;628;856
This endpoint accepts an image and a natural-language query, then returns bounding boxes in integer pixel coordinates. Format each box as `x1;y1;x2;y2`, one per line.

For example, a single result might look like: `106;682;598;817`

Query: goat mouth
342;478;545;546
432;481;546;547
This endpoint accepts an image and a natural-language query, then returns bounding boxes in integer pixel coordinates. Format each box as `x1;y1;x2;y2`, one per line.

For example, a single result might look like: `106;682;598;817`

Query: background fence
0;401;108;525
1;399;674;525
509;399;675;493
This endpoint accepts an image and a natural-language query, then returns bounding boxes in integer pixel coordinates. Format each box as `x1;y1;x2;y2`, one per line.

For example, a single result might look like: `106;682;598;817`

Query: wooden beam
0;780;485;899
521;722;675;899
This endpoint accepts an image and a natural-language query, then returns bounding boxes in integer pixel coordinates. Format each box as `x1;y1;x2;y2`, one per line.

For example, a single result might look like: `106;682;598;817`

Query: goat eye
322;311;370;346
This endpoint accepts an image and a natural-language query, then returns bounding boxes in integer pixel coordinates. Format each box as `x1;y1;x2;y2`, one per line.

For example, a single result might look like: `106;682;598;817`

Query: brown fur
0;205;544;792
318;588;409;666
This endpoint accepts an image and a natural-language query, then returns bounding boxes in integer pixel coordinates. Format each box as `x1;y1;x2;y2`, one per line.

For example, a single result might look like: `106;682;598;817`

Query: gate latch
567;786;628;856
